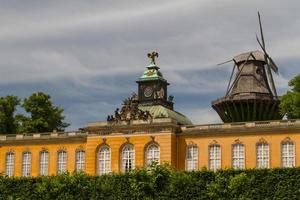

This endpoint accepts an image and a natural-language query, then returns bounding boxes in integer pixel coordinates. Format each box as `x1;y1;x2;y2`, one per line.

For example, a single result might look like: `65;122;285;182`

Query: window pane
22;152;31;177
57;151;67;174
98;146;111;175
40;151;49;176
282;142;295;168
256;143;269;168
209;144;221;171
146;144;160;167
186;145;198;171
121;144;135;172
76;150;85;172
5;152;15;177
232;144;245;169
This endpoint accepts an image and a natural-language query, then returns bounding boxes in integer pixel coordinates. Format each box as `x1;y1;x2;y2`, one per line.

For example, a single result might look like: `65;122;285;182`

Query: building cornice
0;132;87;146
180;119;300;136
1;119;299;144
83;118;180;135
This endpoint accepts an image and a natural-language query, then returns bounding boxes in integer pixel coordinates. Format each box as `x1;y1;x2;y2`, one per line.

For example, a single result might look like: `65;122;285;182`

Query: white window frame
39;150;49;176
145;143;160;167
75;149;85;172
57;150;67;174
185;145;198;171
209;144;221;171
22;151;32;177
121;144;135;172
256;142;269;168
281;141;295;168
5;152;15;177
98;145;111;175
232;143;245;169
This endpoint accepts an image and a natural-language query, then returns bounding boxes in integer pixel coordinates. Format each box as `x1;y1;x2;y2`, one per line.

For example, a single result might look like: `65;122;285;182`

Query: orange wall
1;130;300;177
0;132;175;177
177;131;300;170
0;142;86;176
85;132;174;174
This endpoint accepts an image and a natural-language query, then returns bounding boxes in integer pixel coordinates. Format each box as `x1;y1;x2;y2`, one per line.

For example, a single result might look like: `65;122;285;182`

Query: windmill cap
233;50;265;64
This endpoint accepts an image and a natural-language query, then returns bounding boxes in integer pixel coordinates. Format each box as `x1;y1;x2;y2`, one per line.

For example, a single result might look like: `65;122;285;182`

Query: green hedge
1;165;300;200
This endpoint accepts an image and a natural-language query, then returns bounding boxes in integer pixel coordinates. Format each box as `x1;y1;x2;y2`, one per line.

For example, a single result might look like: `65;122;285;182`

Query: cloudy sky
0;0;299;130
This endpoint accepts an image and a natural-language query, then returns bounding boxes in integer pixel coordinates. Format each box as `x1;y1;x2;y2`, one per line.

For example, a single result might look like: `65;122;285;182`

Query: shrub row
1;165;300;200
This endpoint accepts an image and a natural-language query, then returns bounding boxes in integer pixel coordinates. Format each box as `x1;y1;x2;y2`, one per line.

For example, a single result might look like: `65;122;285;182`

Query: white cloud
0;0;299;84
274;73;289;90
166;70;228;95
184;107;222;125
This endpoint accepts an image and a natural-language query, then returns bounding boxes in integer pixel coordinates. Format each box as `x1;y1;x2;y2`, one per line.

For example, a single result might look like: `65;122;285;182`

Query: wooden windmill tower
211;12;282;122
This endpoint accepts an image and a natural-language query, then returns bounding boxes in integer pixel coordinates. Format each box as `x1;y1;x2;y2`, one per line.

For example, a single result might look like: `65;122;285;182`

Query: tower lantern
136;51;173;110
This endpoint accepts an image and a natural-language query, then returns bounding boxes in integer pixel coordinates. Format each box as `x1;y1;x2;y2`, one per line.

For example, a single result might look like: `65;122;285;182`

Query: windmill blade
217;59;233;66
267;56;278;73
256;36;278;96
257;11;278;97
256;35;278;73
256;34;267;54
226;63;236;95
258;11;266;49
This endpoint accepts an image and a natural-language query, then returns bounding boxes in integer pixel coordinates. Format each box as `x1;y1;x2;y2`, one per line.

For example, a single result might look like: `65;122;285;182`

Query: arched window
121;144;135;172
256;142;269;168
5;152;15;177
98;145;111;175
145;143;160;167
57;150;67;174
281;140;295;168
75;149;85;172
22;151;32;177
232;143;245;169
209;144;221;171
186;145;198;171
39;150;49;176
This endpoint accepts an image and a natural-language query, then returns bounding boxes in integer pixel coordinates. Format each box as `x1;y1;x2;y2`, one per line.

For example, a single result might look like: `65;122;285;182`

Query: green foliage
19;92;69;133
0;92;69;134
280;74;300;119
0;95;20;134
1;166;300;200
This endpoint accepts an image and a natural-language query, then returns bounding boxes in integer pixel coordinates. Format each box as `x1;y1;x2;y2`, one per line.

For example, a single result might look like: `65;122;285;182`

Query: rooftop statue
147;51;159;65
107;92;152;123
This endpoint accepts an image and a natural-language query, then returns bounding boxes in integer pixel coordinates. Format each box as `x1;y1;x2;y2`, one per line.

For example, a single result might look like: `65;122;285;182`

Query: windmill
211;12;282;123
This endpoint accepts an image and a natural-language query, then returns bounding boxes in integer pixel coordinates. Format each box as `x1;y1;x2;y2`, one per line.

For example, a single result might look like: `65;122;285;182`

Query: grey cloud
0;0;299;130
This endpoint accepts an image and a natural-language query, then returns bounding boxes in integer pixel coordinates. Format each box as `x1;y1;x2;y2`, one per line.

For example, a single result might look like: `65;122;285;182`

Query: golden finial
147;51;159;65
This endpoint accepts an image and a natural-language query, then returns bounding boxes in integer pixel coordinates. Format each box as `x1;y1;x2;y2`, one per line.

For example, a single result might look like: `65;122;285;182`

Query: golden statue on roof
147;51;159;64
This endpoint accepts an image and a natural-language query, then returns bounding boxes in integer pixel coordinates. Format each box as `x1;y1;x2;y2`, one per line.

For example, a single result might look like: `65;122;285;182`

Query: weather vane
147;51;159;65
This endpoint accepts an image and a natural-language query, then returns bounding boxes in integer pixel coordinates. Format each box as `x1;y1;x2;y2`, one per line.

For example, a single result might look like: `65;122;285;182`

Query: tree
19;92;69;133
279;74;300;119
0;95;20;134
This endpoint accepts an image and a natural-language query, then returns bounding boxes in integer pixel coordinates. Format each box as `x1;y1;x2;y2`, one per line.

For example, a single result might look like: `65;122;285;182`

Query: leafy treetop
0;95;20;134
0;92;69;134
19;92;69;133
279;74;300;119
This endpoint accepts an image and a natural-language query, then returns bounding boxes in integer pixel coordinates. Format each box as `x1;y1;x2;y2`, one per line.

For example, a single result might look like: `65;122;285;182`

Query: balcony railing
181;119;300;132
0;131;86;141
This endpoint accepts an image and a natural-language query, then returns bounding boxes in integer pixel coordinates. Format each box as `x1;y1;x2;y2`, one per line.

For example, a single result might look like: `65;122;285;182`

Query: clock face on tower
144;86;153;98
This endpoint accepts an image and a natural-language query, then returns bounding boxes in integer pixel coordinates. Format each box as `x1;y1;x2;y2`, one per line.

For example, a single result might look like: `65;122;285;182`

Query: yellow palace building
0;52;299;177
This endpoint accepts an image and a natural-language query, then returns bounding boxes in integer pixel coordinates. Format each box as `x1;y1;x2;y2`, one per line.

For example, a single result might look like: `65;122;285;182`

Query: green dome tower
136;52;173;110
